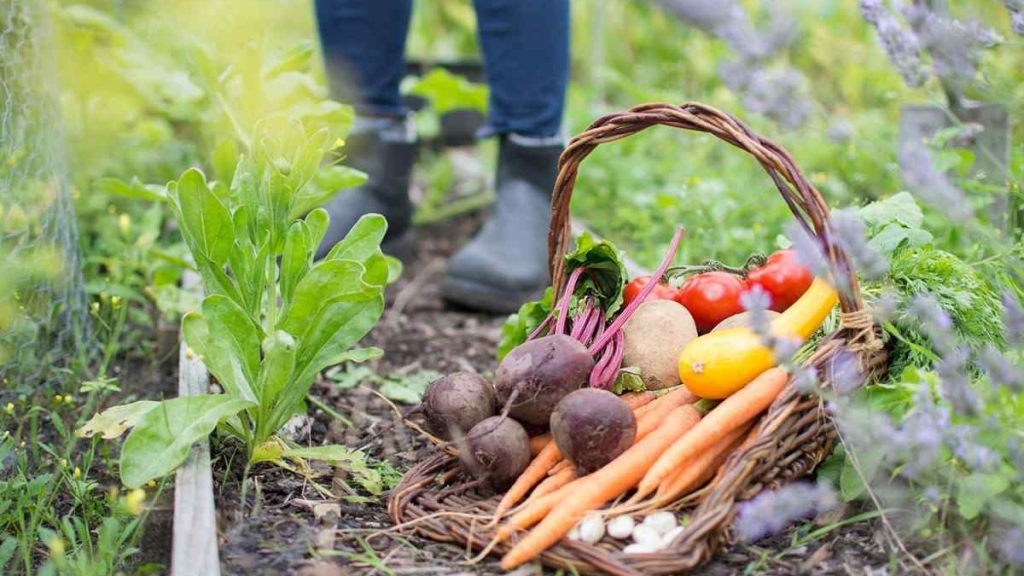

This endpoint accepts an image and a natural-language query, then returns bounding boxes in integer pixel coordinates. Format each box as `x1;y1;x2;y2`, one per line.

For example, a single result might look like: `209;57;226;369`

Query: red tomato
623;276;679;306
675;271;746;333
745;249;814;312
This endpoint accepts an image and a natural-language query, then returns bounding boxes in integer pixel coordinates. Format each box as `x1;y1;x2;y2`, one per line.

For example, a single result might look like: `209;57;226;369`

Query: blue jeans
314;0;570;139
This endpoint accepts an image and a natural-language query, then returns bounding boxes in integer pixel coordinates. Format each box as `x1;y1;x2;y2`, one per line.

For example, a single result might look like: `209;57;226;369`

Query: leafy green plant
79;119;391;487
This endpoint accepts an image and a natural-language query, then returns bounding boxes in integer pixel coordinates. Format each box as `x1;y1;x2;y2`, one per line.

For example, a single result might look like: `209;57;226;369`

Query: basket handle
547;102;867;318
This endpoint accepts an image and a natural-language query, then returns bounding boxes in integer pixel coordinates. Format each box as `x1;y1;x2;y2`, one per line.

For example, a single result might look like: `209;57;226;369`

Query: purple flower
792;366;820;395
898;142;974;223
734;482;837;542
1002;292;1024;344
948;425;1000;471
831;209;889;280
909;9;1002;85
870;292;900;323
977;345;1021;392
786;221;830;279
860;0;928;87
826;350;865;395
909;294;956;355
997;528;1024;564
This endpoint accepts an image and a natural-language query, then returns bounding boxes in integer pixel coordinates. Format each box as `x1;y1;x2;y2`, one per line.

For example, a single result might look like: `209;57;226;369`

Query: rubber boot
441;135;562;313
316;118;418;260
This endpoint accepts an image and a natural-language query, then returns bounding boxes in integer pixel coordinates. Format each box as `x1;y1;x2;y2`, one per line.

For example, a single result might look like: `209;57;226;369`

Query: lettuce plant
79;120;390;488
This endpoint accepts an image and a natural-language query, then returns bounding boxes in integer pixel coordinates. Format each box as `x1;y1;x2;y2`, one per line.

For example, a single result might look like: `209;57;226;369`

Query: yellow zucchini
677;278;839;399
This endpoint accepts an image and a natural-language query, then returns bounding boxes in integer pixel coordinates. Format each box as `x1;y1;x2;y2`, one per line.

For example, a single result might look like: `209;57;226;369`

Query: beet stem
570;297;596;341
527;313;554;342
587;227;684;356
556;267;586;335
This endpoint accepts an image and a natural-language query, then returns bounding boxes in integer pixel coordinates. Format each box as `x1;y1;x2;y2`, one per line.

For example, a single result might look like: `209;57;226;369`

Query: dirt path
216;212;895;576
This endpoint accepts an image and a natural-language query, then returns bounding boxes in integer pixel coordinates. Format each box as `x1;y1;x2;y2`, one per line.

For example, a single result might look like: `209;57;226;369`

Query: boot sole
440;275;545;315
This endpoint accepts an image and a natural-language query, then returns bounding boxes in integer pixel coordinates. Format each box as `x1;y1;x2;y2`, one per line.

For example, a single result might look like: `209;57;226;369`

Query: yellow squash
677;278;839;399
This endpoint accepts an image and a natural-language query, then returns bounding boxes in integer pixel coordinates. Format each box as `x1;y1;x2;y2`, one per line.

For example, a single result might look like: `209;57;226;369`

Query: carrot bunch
495;367;789;569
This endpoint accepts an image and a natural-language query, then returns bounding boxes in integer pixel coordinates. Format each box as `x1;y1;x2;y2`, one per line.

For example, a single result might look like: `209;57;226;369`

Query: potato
622;300;698;390
710;310;781;332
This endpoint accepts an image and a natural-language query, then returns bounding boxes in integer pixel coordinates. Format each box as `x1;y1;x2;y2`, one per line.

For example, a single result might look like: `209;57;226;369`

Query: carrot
528;465;576;502
634;386;696;420
529;434;551;457
653;422;752;504
630;367;788;503
496;481;579;541
548;459;573;476
499;404;704;569
619;390;657;410
490;439;562;524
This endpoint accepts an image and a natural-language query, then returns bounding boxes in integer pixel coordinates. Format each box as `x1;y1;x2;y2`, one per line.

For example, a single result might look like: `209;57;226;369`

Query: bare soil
212;211;903;576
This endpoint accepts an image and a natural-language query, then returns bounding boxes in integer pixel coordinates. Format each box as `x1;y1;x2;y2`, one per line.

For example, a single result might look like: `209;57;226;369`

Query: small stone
662;525;685;547
607;516;636;539
568;525;581;541
622;542;658;554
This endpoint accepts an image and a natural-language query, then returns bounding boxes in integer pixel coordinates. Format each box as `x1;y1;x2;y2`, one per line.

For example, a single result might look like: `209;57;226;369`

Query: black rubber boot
441;136;562;314
316;120;418;260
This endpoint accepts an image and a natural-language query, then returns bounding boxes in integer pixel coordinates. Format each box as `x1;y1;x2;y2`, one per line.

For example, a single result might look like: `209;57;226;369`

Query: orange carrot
620;390;657;410
499;404;703;569
631;368;788;503
496;481;579;541
491;439;562;524
529;434;551;457
528;465;576;502
634;386;697;420
548;459;573;476
654;422;752;504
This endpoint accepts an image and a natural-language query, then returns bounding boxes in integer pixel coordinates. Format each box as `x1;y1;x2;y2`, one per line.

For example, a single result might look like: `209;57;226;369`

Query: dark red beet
550;388;637;474
460;416;531;490
421;372;496;440
493;335;595;426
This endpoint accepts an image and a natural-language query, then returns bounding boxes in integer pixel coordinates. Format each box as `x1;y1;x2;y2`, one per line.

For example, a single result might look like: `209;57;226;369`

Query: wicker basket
389;102;888;575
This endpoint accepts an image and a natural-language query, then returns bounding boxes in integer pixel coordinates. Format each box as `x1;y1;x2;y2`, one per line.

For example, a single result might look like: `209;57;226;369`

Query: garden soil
213;211;899;576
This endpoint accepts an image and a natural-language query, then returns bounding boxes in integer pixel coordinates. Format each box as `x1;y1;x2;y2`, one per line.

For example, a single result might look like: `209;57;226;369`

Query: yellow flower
332;137;346;149
73;467;82;479
19;441;25;448
64;394;74;405
147;480;156;488
118;213;131;235
90;301;100;314
58;458;68;468
185;348;194;359
48;537;65;557
125;488;146;515
107;204;117;214
54;394;63;404
4;402;13;415
111;296;121;309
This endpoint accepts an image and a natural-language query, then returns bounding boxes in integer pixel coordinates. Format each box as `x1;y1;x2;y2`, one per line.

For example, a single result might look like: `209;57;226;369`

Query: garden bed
209;212;895;576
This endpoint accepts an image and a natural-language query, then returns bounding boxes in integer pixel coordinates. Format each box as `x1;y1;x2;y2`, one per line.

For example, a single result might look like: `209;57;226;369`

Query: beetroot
421;372;496;440
460;416;532;490
550;388;636;474
493;335;594;426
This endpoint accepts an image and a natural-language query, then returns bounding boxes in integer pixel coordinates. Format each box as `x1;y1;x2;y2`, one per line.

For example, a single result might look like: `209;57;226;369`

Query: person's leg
314;0;412;117
441;0;570;313
313;0;419;258
473;0;570;138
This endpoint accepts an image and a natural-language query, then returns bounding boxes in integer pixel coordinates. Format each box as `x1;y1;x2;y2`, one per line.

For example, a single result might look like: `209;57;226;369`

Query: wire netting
1;0;90;381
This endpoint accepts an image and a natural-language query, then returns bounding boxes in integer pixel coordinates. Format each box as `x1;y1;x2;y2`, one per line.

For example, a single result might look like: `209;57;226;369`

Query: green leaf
76;401;160;439
611;368;647;395
202;295;261;392
287;127;330;194
304;208;330;249
378;370;442;404
384;255;403;285
169;169;234;265
859;192;924;231
211;140;239;183
93;177;167;202
278;260;379;334
120;395;255;487
289;165;367;219
957;473;1010;520
497;287;554;361
280;221;311;303
563;231;629;316
324;214;387;262
406;68;488;114
283;445;383;494
0;538;17;571
867;222;933;257
182;310;258;403
840;444;885;501
330;365;376;390
258;330;298;409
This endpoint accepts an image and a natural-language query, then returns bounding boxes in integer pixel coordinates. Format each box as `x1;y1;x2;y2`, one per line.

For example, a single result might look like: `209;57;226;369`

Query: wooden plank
171;272;221;576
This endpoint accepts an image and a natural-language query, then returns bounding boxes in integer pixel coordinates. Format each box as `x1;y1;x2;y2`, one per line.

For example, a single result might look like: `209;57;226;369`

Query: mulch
214;212;896;576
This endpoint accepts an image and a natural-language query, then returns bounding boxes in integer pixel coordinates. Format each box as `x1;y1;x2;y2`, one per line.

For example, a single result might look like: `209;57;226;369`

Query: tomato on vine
623;276;679;306
674;271;746;333
745;249;814;312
